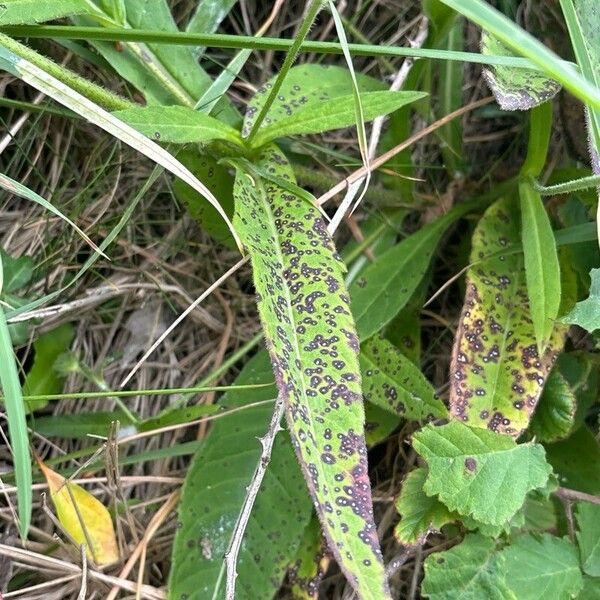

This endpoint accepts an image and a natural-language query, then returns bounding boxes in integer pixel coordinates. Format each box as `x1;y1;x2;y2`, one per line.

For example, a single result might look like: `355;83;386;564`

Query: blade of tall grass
0;255;32;537
438;0;600;111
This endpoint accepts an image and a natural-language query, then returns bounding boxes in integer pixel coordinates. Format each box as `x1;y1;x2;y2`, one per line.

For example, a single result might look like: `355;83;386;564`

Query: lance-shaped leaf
449;196;565;437
481;31;561;110
233;144;390;600
412;421;552;526
360;336;447;420
576;502;600;577
0;0;97;24
563;268;600;332
37;459;118;565
394;468;457;546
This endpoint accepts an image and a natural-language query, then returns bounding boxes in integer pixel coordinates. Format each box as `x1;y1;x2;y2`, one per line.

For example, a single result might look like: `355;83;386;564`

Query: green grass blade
0;263;32;537
0;0;98;25
439;0;600;111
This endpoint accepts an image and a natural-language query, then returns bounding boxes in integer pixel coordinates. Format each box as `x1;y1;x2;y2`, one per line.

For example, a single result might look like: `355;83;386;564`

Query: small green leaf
0;0;96;25
500;534;583;599
250;90;427;147
577;502;600;577
22;324;74;413
530;369;576;442
0;248;32;294
562;268;600;332
33;411;134;439
519;181;561;351
422;533;513;600
350;203;473;341
113;106;242;145
394;468;456;545
413;421;552;526
481;32;561;110
449;196;565;437
360;336;447;420
363;402;400;448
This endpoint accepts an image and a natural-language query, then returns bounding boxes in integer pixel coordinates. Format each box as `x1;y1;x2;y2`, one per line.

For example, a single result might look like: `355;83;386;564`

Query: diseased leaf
288;515;329;600
481;32;561;110
0;0;96;24
363;402;400;448
422;534;513;600
233;144;390;599
500;534;583;599
360;336;447;420
351;203;473;341
577;502;600;577
170;350;312;600
250;90;427;148
0;248;33;294
394;468;456;545
37;459;118;565
449;196;565;437
22;324;74;413
519;181;561;351
113;106;242;145
412;421;552;526
562;268;600;332
530;369;576;442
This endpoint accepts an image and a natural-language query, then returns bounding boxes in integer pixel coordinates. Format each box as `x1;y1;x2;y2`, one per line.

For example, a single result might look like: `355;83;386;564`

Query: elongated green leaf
481;32;560;110
0;301;31;537
422;534;512;600
22;324;74;413
563;268;600;332
0;0;96;25
186;0;238;38
360;337;447;420
233;144;390;600
500;534;583;599
577;502;600;577
113;106;242;145
394;468;456;545
0;248;32;294
530;369;576;442
413;421;552;526
33;411;134;438
170;350;311;600
351;203;473;341
449;196;565;437
251;90;426;148
519;181;561;351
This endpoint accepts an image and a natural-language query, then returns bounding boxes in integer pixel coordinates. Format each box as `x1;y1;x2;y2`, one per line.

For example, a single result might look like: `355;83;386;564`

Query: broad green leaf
113;106;242;145
481;32;561;110
422;534;513;600
0;0;96;24
394;468;456;545
522;490;558;533
250;90;427;148
171;149;236;248
0;297;31;537
288;515;328;600
233;144;390;600
449;196;565;437
563;268;600;332
413;421;552;526
37;459;119;565
0;248;32;293
530;369;576;442
350;202;473;341
546;426;600;494
33;411;134;438
242;64;388;138
22;324;74;413
500;534;583;599
360;336;447;420
519;181;561;351
170;350;311;600
581;577;600;599
577;502;600;576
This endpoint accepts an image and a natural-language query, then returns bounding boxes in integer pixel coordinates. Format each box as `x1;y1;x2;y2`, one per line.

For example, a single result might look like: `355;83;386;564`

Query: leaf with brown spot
233;144;390;600
449;196;567;437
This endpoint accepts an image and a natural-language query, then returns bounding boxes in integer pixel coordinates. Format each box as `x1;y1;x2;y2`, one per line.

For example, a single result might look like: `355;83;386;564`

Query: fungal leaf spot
233;143;390;600
449;196;566;437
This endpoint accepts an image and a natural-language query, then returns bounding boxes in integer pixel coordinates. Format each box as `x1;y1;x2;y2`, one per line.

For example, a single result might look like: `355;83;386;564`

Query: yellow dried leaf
37;460;119;565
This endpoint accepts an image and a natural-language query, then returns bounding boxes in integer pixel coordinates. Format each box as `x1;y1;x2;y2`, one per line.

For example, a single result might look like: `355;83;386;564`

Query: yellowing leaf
37;460;118;565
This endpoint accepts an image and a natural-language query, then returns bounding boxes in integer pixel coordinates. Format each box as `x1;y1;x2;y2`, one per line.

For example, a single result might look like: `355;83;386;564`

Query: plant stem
245;0;324;144
533;174;600;195
521;101;553;177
